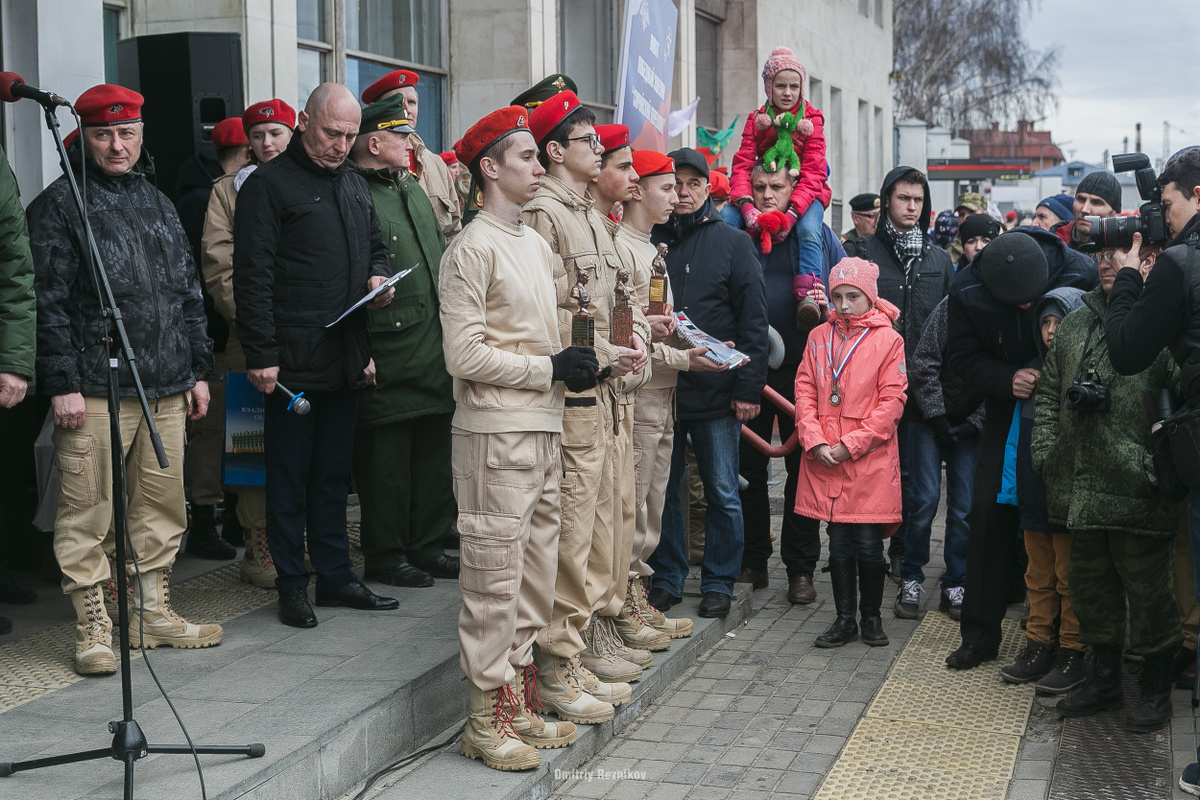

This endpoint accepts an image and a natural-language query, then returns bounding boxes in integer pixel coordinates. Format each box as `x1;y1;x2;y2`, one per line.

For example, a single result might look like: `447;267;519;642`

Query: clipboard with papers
325;264;420;328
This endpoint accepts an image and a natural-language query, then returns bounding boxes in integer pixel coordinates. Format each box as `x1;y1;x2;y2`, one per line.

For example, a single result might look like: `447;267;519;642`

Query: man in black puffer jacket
851;165;956;585
29;85;218;674
647;148;768;618
942;227;1097;670
234;83;398;628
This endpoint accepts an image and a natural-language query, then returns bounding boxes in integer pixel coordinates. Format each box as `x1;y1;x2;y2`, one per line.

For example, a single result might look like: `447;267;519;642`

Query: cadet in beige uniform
361;70;462;242
441;106;600;770
522;91;650;715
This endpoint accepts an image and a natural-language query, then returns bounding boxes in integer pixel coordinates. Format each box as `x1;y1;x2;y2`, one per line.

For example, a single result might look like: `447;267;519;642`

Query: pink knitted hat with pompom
762;46;806;98
828;257;880;306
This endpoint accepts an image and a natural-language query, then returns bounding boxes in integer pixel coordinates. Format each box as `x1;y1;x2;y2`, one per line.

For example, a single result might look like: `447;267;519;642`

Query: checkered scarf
884;217;925;263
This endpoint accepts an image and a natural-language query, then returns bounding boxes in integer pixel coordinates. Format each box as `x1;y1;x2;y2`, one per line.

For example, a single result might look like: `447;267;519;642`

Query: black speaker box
117;31;244;201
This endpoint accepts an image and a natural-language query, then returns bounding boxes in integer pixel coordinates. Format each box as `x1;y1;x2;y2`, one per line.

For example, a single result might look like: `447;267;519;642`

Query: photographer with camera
1031;238;1181;732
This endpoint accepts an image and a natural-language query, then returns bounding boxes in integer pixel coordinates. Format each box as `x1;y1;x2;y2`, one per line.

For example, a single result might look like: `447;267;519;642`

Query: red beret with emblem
595;124;630;155
242;99;296;134
361;70;420;105
631;150;675;179
211;117;249;148
75;84;144;126
528;90;582;147
439;151;459;168
455;106;532;169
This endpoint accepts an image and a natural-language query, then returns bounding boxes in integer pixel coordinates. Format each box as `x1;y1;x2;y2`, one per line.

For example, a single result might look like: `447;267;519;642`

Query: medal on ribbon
828;327;872;406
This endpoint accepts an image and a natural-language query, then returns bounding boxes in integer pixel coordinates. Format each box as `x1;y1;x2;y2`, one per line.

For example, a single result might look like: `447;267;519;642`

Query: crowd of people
2;41;1200;785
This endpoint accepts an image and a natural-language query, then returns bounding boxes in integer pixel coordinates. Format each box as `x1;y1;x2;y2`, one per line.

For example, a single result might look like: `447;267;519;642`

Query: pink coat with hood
794;259;907;533
729;46;832;216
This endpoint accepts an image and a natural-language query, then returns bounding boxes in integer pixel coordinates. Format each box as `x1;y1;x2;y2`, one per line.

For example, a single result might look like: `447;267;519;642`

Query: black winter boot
220;491;242;547
1057;646;1124;717
858;558;889;647
185;505;237;560
1126;653;1173;732
815;558;858;648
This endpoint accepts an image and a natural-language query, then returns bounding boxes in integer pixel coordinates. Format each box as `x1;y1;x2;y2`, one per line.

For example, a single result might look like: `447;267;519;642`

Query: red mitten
793;273;820;303
757;210;788;254
740;202;762;234
772;209;798;244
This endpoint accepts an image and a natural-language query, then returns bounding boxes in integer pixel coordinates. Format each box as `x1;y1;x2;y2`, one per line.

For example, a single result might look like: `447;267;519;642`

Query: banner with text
615;0;678;151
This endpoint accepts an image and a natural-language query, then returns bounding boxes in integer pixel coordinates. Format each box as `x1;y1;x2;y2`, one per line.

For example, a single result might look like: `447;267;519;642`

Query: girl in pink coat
794;257;907;649
730;46;832;330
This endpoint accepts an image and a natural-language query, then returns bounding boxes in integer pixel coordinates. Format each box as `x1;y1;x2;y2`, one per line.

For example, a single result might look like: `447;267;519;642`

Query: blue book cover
223;372;266;487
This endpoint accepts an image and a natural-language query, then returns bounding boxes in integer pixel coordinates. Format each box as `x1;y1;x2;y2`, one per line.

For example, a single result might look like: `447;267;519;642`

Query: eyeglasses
565;133;602;150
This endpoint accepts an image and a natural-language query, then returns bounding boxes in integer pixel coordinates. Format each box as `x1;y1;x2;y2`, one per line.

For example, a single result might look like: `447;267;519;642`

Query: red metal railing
739;385;799;457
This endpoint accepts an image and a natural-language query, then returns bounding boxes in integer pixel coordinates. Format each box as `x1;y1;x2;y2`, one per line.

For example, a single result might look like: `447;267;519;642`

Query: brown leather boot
737;567;769;590
788;573;816;604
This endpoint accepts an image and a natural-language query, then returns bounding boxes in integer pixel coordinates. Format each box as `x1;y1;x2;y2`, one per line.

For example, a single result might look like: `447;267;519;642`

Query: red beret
455;106;532;168
75;84;143;126
63;129;79;149
528;90;582;146
439;151;458;168
361;70;420;105
632;150;675;179
212;117;248;148
712;166;728;175
595;124;630;154
708;170;731;199
1005;210;1018;221
242;99;296;133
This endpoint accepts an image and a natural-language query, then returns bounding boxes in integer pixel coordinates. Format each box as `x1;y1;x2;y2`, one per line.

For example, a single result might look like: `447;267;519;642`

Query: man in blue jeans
900;297;983;620
647;148;769;618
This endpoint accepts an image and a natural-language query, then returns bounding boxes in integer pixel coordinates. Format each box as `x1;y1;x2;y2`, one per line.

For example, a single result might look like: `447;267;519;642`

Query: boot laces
80;587;109;639
255;527;274;567
563;655;592;691
588;617;623;659
623;584;655;627
493;683;524;740
522;663;545;712
943;585;964;605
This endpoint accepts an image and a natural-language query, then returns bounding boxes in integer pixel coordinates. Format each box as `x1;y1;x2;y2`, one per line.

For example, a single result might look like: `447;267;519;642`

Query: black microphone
0;72;71;108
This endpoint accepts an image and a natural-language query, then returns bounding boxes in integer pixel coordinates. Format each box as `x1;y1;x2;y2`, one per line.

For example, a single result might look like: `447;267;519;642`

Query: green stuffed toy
761;105;803;178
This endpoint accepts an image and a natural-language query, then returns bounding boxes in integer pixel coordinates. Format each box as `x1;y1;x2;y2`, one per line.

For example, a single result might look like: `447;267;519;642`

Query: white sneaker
894;579;921;620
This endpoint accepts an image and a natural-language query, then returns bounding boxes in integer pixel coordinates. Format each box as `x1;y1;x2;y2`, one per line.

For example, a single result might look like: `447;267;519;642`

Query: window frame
558;0;620;119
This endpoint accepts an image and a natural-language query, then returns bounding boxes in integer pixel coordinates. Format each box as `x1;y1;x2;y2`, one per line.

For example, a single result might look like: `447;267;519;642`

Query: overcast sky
1024;0;1200;169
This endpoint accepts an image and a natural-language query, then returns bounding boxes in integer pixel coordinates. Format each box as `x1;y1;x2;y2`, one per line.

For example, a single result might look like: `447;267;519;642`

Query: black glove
927;415;954;447
949;422;980;441
550;346;600;393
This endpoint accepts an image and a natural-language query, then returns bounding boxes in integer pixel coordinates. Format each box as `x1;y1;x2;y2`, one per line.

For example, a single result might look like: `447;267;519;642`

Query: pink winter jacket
794;303;907;532
730;101;833;217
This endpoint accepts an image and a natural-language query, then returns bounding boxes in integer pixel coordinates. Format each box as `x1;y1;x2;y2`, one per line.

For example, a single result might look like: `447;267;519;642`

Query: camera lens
1093;215;1144;250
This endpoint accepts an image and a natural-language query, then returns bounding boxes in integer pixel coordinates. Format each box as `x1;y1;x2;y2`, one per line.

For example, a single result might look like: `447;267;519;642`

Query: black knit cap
959;213;1000;243
977;232;1048;307
1075;170;1122;213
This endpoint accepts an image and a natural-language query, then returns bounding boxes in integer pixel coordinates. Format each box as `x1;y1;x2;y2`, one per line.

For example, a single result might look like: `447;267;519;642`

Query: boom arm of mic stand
43;106;169;468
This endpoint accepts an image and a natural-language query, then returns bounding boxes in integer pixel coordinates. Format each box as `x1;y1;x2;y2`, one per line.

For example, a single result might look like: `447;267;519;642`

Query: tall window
694;11;721;131
858;100;870;193
560;0;617;122
874;105;884;184
828;86;843;229
103;2;127;83
297;0;447;148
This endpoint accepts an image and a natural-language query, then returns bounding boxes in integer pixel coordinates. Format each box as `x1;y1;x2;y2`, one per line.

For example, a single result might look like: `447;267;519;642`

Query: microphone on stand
274;382;311;416
0;72;72;108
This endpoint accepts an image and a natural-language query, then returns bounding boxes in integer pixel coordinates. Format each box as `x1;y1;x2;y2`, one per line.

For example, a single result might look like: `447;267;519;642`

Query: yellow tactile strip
814;614;1033;800
0;524;364;714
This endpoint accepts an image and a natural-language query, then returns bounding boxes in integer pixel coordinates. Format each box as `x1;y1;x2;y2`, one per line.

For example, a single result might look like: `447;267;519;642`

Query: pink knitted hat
762;46;807;98
828;257;880;306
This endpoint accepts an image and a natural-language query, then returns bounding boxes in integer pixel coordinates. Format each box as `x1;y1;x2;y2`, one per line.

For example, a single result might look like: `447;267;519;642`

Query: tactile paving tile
813;612;1032;800
0;523;367;714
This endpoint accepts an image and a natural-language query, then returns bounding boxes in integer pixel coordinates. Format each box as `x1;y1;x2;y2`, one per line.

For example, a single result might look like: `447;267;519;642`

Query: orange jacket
794;302;907;531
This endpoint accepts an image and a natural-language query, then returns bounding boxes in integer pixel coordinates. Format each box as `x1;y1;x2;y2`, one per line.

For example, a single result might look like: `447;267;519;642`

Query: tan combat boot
580;618;643;682
460;681;541;770
567;654;632;707
69;585;116;676
511;664;577;748
614;585;671;652
533;647;615;724
129;568;223;649
239;526;277;589
101;555;133;618
595;615;652;669
633;578;693;638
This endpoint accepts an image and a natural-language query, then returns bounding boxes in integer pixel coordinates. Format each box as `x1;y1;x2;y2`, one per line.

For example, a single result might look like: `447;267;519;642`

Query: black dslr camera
1066;379;1110;412
1083;153;1169;251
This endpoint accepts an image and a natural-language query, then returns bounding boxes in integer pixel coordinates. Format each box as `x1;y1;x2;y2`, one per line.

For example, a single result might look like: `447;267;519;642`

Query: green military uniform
0;145;35;381
1031;287;1182;656
352;101;456;577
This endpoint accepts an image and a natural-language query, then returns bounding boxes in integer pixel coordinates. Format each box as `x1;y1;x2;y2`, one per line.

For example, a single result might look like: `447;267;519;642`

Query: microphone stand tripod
0;103;264;799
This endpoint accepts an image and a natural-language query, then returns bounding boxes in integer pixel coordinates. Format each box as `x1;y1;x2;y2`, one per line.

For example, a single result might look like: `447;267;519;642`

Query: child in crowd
730;46;831;329
998;288;1088;694
794;257;907;648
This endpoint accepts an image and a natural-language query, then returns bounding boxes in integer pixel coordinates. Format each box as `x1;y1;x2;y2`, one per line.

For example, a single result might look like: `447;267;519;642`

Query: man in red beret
439;105;598;770
521;91;651;713
199;99;296;587
174;116;251;565
28;84;222;674
360;70;461;241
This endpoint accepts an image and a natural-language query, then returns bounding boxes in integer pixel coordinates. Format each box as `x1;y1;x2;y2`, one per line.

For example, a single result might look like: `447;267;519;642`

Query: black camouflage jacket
28;140;212;399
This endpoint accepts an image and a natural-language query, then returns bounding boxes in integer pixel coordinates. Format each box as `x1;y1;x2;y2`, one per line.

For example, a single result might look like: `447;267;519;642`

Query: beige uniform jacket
613;223;690;390
412;133;462;243
200;170;242;324
521;175;651;386
438;211;564;434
